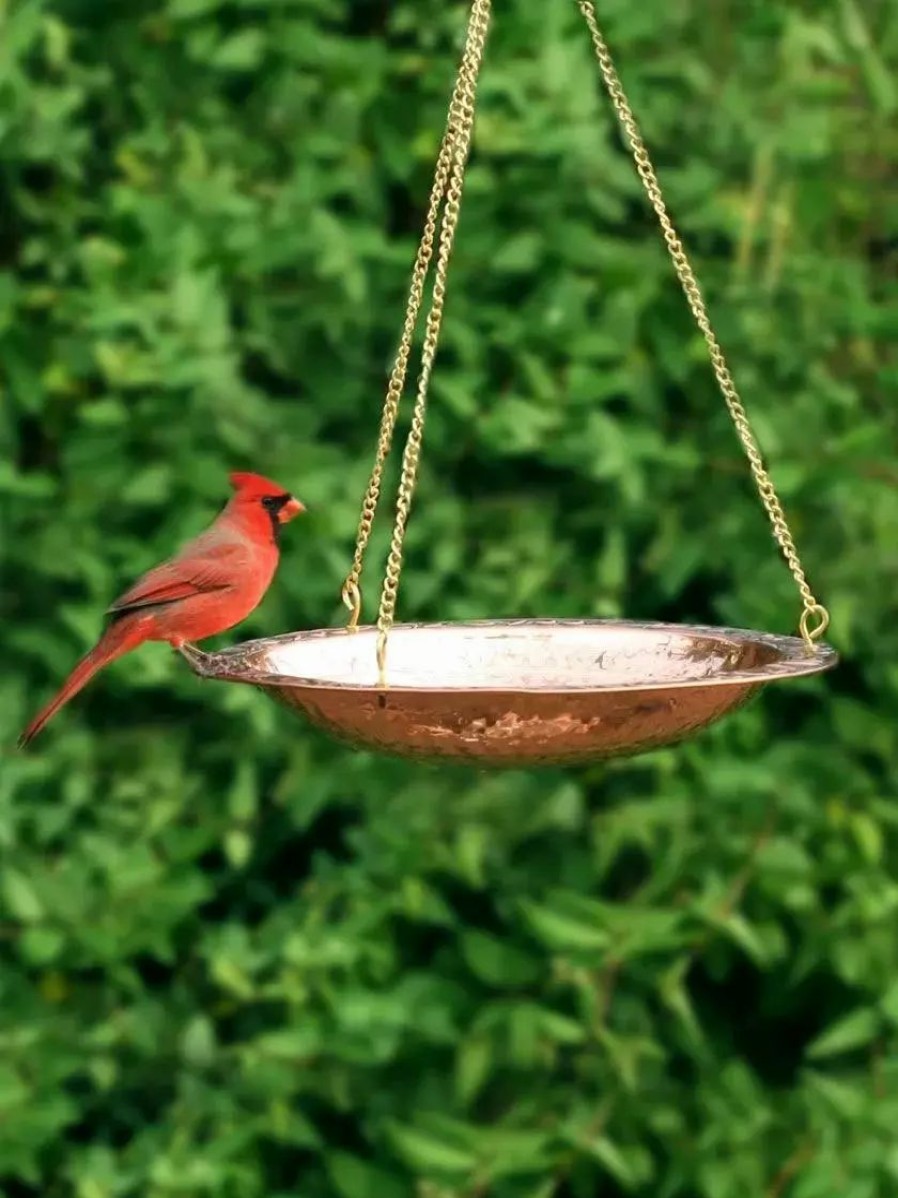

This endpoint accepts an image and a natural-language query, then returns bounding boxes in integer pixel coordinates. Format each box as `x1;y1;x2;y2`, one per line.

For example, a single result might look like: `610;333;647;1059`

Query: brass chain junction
341;0;492;683
576;0;829;650
341;0;829;684
340;8;487;633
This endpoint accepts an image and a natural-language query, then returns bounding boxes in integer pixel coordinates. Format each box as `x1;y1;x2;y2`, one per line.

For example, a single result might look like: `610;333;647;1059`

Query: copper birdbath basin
186;620;837;767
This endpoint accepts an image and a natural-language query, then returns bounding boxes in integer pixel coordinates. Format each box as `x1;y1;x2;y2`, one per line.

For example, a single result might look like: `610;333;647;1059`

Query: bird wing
107;537;253;615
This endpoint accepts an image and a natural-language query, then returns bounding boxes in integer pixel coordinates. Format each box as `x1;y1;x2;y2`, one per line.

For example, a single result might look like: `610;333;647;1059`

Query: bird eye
261;493;291;512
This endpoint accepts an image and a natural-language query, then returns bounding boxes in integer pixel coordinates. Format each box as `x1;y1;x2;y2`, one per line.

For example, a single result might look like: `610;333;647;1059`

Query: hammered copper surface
187;620;838;767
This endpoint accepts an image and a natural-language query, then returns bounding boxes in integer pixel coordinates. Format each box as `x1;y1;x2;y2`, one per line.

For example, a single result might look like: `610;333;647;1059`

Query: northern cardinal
18;471;305;746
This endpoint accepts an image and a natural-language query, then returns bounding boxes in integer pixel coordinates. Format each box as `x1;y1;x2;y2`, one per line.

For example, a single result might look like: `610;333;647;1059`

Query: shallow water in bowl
262;622;775;690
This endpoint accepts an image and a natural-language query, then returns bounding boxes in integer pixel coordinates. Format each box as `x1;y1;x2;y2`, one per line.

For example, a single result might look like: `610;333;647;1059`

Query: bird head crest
228;471;291;500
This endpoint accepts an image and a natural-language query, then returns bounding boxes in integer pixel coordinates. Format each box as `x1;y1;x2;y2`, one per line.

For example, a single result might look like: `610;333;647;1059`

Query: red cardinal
18;471;304;746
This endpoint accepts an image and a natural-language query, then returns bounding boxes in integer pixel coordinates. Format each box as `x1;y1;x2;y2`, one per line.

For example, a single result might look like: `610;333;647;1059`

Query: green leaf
224;828;252;869
519;897;609;952
180;1015;216;1068
805;1070;867;1119
880;980;898;1026
1;870;44;922
19;927;63;965
460;929;542;986
252;1028;321;1060
715;911;769;966
455;1034;493;1105
387;1125;477;1176
806;1007;880;1059
211;30;265;71
167;0;223;15
328;1153;410;1198
582;1137;639;1189
658;960;706;1050
536;1008;587;1045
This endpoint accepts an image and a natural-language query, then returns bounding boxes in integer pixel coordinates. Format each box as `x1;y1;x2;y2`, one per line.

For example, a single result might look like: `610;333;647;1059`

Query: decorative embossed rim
193;619;839;695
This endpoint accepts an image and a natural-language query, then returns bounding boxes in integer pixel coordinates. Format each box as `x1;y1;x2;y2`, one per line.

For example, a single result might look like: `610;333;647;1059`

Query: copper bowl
185;619;838;767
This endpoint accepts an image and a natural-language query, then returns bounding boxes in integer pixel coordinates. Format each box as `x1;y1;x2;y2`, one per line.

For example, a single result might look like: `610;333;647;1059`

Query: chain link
341;1;491;632
576;0;828;648
375;0;492;681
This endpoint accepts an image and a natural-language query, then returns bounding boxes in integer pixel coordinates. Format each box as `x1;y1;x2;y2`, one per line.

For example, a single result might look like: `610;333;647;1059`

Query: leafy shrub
1;1;896;1196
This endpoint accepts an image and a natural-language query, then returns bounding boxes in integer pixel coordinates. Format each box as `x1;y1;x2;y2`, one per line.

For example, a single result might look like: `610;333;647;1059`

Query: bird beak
282;495;305;521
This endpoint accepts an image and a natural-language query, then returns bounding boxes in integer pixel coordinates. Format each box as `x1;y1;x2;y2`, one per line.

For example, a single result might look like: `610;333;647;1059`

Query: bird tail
18;618;148;747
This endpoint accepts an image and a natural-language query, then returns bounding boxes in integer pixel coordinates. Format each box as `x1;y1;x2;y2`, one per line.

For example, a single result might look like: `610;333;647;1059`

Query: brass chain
342;0;829;678
341;0;492;635
375;0;492;682
576;0;829;648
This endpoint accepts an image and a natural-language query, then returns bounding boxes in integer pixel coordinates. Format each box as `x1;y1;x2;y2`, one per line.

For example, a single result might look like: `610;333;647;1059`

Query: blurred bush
1;1;897;1196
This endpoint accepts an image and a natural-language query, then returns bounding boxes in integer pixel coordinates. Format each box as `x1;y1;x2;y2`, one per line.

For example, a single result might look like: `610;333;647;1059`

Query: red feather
108;539;253;614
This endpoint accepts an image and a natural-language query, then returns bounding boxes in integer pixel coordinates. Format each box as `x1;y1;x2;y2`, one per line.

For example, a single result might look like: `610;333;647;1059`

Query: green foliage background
1;0;896;1195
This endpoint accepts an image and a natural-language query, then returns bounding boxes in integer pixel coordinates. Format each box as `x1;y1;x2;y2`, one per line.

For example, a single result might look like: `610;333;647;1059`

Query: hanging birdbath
186;0;837;766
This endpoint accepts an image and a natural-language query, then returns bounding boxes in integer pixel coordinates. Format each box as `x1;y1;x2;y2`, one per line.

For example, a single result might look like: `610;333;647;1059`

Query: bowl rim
191;618;839;695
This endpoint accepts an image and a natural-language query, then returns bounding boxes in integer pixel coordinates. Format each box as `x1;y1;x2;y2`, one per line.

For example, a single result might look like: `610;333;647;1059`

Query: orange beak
281;495;305;521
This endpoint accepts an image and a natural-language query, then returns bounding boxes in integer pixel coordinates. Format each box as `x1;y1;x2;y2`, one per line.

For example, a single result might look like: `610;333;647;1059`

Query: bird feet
175;642;214;673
